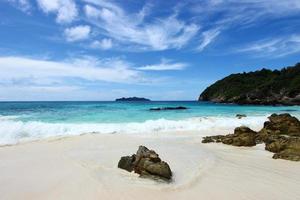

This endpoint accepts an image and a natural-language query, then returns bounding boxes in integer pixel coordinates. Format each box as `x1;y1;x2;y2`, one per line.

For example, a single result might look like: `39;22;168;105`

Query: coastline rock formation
202;126;257;147
118;146;172;181
199;63;300;105
202;113;300;161
149;106;188;111
116;97;151;102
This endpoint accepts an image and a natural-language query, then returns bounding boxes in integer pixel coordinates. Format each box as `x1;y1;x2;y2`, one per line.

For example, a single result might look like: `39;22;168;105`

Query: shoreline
0;115;271;145
0;131;299;200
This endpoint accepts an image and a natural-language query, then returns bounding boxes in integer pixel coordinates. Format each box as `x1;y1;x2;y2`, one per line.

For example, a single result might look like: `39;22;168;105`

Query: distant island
115;97;151;102
199;63;300;105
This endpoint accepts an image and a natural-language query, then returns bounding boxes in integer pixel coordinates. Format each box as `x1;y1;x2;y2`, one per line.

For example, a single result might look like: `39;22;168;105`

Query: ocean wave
0;115;269;145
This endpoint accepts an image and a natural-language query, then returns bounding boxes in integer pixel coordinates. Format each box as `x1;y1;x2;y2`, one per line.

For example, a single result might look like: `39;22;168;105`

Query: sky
0;0;300;101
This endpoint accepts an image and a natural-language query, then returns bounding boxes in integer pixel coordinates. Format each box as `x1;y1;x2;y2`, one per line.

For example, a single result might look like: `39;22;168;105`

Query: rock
224;126;257;146
259;113;300;138
264;135;287;152
236;114;247;119
118;155;135;172
118;146;172;181
202;126;257;147
273;149;300;161
202;135;224;143
202;137;216;143
265;137;300;161
149;106;188;111
202;113;300;161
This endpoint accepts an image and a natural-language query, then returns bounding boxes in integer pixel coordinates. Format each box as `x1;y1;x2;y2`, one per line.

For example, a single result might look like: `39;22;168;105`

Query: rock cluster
202;113;300;161
149;106;188;111
202;126;257;147
118;146;172;181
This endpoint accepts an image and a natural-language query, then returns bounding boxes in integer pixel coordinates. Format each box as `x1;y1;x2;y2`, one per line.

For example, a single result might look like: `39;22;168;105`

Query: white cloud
6;0;31;12
0;56;143;84
83;2;199;51
238;34;300;57
138;59;188;71
197;28;221;51
36;0;78;23
64;25;91;42
90;38;113;50
191;0;300;24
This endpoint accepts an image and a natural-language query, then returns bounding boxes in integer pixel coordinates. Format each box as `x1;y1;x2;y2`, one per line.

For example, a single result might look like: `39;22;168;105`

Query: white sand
0;132;299;200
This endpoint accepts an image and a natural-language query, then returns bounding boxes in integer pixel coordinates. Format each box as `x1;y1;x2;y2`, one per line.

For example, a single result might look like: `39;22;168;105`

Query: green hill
199;63;300;105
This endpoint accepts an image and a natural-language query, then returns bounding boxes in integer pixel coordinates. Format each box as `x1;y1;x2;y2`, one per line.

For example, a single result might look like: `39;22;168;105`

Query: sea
0;101;300;145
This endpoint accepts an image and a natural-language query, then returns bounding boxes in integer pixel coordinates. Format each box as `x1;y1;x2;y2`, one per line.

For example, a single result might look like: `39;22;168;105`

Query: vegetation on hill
115;97;151;102
199;63;300;105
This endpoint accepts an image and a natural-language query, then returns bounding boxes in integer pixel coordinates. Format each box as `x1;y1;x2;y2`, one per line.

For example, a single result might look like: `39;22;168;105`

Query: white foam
0;115;269;145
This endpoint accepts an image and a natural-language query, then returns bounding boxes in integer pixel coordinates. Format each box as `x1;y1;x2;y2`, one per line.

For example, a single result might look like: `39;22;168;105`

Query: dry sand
0;132;299;200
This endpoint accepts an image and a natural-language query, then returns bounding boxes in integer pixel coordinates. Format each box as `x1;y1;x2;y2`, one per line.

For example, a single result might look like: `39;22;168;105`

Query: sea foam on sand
0;115;268;145
0;132;299;200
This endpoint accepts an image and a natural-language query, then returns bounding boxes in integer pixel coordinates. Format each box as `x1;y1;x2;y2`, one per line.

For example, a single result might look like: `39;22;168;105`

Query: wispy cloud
36;0;78;23
6;0;31;12
191;0;300;25
197;28;221;51
83;1;199;51
5;0;300;56
0;56;144;84
237;34;300;57
64;25;91;42
138;59;188;71
90;38;113;50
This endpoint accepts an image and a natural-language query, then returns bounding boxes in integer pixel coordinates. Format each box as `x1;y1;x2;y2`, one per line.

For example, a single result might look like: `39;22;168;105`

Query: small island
115;97;151;102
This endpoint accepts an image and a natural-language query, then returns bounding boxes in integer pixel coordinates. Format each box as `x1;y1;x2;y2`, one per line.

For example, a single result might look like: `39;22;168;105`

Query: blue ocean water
1;101;300;123
0;101;299;144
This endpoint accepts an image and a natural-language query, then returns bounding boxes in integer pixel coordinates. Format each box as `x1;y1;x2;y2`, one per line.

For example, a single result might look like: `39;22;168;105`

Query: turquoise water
1;101;300;123
0;101;299;144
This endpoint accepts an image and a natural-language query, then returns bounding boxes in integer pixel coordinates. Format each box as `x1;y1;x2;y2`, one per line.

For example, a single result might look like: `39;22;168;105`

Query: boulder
266;137;300;161
202;126;257;147
259;113;300;137
202;113;300;161
118;146;172;181
118;155;135;172
149;106;188;111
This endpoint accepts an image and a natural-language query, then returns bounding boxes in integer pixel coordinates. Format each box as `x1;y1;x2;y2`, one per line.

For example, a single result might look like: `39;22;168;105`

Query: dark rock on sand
149;106;188;111
266;137;300;161
118;155;135;172
202;113;300;161
259;113;300;137
118;146;172;181
202;126;257;147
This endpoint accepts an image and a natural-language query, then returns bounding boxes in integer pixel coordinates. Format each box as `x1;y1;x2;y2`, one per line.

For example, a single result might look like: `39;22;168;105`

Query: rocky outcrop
199;63;300;105
265;137;300;161
202;126;257;147
260;113;300;137
118;146;172;181
149;106;188;111
202;113;300;161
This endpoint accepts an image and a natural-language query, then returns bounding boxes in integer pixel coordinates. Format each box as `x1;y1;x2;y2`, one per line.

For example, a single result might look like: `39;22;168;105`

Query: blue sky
1;0;300;101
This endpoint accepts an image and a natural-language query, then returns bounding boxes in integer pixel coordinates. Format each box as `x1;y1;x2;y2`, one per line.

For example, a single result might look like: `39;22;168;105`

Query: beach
1;131;299;200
